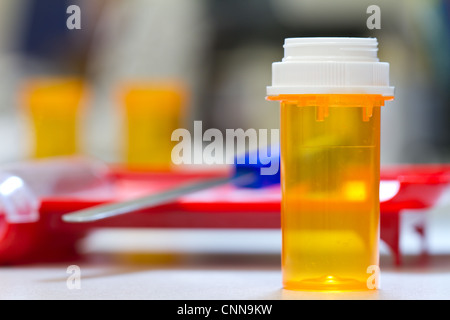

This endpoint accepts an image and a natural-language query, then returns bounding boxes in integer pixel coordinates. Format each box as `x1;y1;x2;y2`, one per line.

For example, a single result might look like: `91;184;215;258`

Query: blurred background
0;0;448;165
0;0;449;266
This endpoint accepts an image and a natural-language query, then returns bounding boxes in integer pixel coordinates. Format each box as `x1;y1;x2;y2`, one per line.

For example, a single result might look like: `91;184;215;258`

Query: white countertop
1;252;450;300
1;194;450;300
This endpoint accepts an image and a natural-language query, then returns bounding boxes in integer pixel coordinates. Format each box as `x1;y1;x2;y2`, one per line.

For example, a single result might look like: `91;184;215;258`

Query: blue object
233;146;281;188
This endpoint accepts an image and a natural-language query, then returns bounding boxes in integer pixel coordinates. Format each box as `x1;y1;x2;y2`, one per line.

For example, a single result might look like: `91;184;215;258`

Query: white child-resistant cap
267;37;394;96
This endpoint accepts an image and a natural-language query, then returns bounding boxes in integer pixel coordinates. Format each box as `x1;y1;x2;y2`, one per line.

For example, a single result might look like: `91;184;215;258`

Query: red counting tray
0;165;449;265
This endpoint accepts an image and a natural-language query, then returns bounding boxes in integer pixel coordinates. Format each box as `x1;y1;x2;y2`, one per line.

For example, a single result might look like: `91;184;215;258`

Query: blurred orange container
121;82;186;170
22;78;86;158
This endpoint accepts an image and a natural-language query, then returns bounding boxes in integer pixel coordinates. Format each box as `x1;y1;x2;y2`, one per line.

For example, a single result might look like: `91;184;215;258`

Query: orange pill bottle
267;38;394;291
23;78;85;158
121;82;186;170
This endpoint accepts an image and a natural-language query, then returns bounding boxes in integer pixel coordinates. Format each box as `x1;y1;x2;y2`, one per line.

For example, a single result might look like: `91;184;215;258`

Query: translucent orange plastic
23;78;85;158
268;94;393;291
121;82;186;170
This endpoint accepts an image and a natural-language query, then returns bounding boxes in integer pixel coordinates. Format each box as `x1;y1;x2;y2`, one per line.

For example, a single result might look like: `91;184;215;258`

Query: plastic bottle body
267;37;394;291
23;78;85;158
274;94;388;291
122;83;185;170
